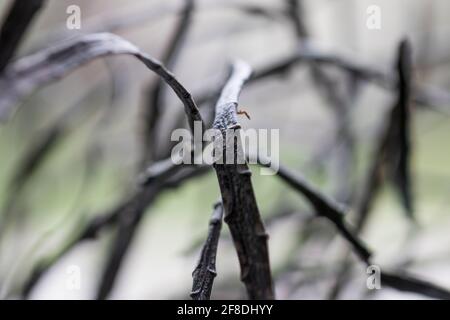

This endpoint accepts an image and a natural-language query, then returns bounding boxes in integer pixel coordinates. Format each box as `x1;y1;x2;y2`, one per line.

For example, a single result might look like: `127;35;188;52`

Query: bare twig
191;202;223;300
0;0;46;72
0;33;204;134
212;61;274;300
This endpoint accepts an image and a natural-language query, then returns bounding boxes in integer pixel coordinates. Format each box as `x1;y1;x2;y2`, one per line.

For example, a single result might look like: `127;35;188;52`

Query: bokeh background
0;0;450;299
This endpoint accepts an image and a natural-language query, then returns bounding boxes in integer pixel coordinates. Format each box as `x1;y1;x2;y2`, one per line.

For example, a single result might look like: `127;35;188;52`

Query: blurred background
0;0;450;299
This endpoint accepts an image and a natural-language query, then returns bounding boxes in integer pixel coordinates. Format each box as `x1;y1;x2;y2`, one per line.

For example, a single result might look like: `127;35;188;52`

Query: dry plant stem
212;61;274;300
142;0;195;164
191;202;223;300
0;0;46;72
0;33;204;133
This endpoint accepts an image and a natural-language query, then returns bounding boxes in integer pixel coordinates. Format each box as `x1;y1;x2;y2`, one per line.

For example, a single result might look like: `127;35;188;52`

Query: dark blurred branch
94;161;209;300
189;40;449;128
21;161;210;298
0;0;46;72
141;0;195;165
0;124;62;237
356;39;415;231
94;163;209;299
381;271;450;299
212;61;274;300
330;40;413;298
286;0;358;204
190;201;223;300
286;0;308;39
257;159;450;299
252;44;448;111
259;159;371;263
329;39;417;300
0;81;110;238
388;39;414;218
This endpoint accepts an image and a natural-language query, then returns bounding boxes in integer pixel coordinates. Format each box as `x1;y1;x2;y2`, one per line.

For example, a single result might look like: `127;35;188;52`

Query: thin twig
0;33;204;134
191;201;223;300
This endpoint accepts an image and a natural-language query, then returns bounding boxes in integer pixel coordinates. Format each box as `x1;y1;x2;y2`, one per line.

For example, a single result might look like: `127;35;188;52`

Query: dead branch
190;201;223;300
0;33;204;134
212;60;274;300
